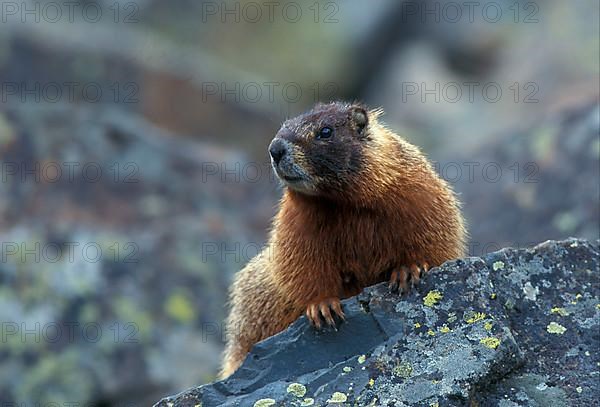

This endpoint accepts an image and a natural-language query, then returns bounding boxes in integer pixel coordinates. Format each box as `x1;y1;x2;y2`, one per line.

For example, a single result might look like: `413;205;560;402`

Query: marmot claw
306;297;345;329
389;262;430;294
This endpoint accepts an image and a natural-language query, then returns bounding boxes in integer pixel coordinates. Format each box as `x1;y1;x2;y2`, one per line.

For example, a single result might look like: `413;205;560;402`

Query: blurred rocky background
0;0;598;405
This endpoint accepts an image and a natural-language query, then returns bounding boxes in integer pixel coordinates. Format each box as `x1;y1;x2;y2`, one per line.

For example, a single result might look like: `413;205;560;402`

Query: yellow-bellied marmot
221;101;466;378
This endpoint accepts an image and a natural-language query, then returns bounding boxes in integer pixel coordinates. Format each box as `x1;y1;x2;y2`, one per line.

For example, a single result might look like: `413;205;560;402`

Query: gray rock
0;104;276;405
450;102;600;255
155;238;599;406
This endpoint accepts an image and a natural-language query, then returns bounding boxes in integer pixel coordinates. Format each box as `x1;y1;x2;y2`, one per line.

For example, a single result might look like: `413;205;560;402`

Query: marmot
221;102;466;378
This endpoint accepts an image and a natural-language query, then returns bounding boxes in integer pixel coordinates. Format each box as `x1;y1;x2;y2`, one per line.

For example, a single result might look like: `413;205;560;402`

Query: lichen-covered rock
155;238;599;406
0;104;276;405
450;103;600;255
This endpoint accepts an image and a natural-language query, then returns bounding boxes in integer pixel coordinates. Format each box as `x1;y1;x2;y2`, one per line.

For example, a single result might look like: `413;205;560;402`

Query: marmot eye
316;127;333;139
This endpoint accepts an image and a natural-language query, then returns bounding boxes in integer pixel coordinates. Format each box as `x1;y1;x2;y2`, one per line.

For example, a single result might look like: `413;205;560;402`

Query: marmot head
269;101;385;200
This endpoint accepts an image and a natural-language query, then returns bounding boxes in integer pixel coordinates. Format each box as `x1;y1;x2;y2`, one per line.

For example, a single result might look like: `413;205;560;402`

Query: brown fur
220;102;466;378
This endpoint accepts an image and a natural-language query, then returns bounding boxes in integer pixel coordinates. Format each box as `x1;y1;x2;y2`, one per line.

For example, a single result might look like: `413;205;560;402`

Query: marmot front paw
388;263;429;294
306;297;345;329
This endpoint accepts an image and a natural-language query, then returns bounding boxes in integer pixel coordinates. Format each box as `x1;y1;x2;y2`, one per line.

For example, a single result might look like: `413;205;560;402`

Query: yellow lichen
414;322;422;328
480;337;501;349
427;329;436;336
300;398;314;406
547;322;567;334
393;362;413;378
287;383;307;398
342;366;352;373
358;355;366;364
576;293;583;299
164;292;196;323
484;322;493;331
596;304;600;310
253;399;276;407
327;392;348;403
550;307;569;316
424;290;443;307
439;325;451;333
368;378;375;387
466;312;487;324
490;293;497;300
492;261;505;271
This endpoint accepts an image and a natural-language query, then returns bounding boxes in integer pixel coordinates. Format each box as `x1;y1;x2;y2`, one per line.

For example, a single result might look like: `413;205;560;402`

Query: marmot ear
350;105;368;134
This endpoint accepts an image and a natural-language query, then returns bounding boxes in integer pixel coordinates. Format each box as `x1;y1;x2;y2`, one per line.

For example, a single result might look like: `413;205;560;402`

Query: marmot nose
269;139;287;165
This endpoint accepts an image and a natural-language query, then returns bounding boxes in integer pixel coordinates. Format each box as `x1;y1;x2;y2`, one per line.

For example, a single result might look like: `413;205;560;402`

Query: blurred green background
0;0;598;405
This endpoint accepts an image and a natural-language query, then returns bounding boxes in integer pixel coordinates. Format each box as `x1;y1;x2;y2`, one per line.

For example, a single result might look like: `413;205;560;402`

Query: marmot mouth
273;165;305;183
